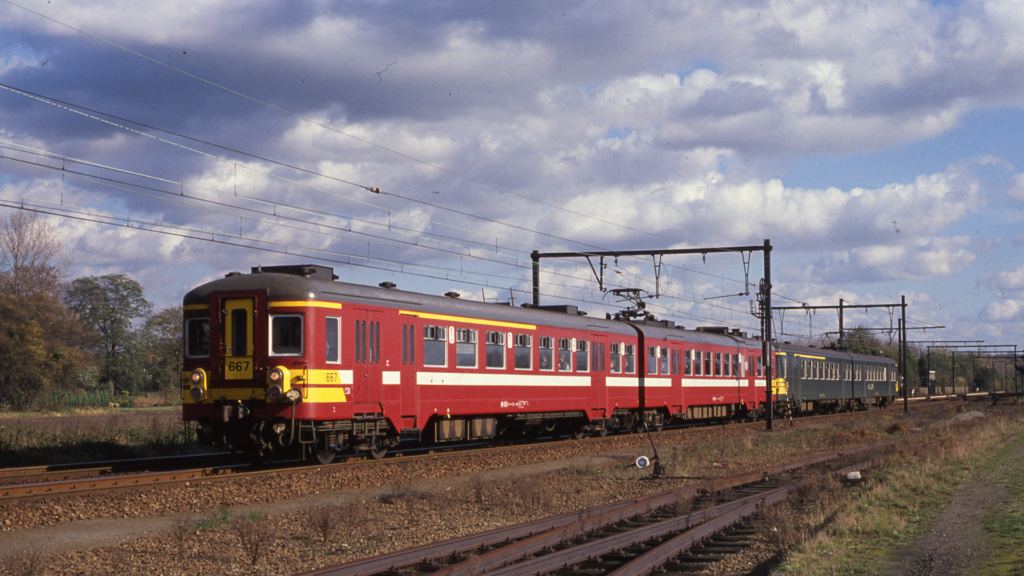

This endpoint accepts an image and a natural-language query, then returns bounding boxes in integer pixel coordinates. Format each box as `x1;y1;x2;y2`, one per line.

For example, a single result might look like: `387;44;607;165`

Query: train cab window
576;340;589;372
539;336;554;371
326;317;340;363
647;347;658;375
624;344;636;374
514;334;532;370
456;329;477;368
558;338;572;371
186;318;210;358
660;348;670;375
423;325;447;367
684;350;693;376
486;331;506;369
271;315;303;355
610;343;622;373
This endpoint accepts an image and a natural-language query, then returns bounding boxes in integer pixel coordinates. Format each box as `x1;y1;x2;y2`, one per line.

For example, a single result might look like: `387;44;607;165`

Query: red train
182;264;895;462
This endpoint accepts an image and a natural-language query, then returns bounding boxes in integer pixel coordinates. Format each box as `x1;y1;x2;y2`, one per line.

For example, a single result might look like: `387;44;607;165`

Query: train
181;264;899;462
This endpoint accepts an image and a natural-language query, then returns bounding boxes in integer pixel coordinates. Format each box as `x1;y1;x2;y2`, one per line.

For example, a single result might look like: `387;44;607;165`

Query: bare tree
0;210;71;298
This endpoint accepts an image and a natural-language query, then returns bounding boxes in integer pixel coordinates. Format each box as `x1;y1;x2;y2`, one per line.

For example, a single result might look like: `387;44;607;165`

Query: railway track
0;405;913;506
0;452;239;486
299;446;884;576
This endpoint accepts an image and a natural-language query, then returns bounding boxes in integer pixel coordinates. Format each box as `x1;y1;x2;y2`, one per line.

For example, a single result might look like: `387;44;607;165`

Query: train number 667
227;360;250;372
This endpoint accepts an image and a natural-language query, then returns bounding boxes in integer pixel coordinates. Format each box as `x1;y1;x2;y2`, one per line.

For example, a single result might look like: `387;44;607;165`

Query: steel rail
298;444;883;576
0;452;237;485
481;461;868;576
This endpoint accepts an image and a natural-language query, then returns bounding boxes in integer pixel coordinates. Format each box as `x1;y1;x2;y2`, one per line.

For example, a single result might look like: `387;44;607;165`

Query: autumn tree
64;274;153;395
0;292;94;410
0;210;71;298
142;306;184;394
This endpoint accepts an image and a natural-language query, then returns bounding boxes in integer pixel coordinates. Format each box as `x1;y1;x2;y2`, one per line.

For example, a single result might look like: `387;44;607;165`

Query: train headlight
189;369;207;402
266;367;291;401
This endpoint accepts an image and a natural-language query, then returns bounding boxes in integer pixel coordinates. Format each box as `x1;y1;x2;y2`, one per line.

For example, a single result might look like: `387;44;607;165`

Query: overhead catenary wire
0;81;753;297
0;2;805;329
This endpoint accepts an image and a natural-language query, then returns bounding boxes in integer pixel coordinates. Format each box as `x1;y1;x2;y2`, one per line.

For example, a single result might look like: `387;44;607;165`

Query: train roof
776;341;897;365
183;264;766;349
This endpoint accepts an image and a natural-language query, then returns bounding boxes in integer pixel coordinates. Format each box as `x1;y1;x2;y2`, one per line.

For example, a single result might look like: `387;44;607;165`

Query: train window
515;334;532;370
186;318;210;358
610;343;621;373
844;364;851;380
660;348;669;375
539;336;554;371
599;343;605;372
733;354;741;377
714;353;722;377
723;353;731;377
423;325;447;367
671;350;680;375
326;317;340;363
486;331;505;369
647;347;658;375
576;340;589;372
684;350;692;376
456;329;477;368
624;344;636;374
230;309;248;357
536;334;552;368
756;355;764;378
558;338;572;371
694;351;703;376
703;352;712;377
271;315;303;355
404;324;414;366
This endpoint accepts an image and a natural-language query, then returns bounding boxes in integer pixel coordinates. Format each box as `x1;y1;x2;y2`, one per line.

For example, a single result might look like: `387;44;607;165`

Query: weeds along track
299;446;885;576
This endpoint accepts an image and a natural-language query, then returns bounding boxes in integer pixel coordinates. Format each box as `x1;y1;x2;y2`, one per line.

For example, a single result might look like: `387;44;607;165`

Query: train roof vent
225;271;243;278
532;304;581;316
444;291;461;299
252;264;338;281
695;326;729;334
643;320;675;329
379;282;397;289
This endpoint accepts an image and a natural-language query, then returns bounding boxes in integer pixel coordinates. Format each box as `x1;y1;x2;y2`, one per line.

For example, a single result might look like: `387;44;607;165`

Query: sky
2;0;1024;349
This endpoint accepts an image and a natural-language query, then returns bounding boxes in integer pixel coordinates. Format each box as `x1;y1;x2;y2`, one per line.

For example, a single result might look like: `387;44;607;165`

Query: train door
222;297;255;380
399;317;418;426
352;308;383;407
590;333;608;414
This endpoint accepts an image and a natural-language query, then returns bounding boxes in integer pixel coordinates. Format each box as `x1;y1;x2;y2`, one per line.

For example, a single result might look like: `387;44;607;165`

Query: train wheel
316;449;335;465
596;427;608;438
369;447;388;460
570;426;585;440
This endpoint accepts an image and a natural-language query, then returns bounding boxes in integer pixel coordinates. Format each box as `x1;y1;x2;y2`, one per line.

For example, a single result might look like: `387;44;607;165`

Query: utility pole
531;240;775;430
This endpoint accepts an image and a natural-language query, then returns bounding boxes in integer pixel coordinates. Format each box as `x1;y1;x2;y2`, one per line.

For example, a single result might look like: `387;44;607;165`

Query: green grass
775;407;1024;575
